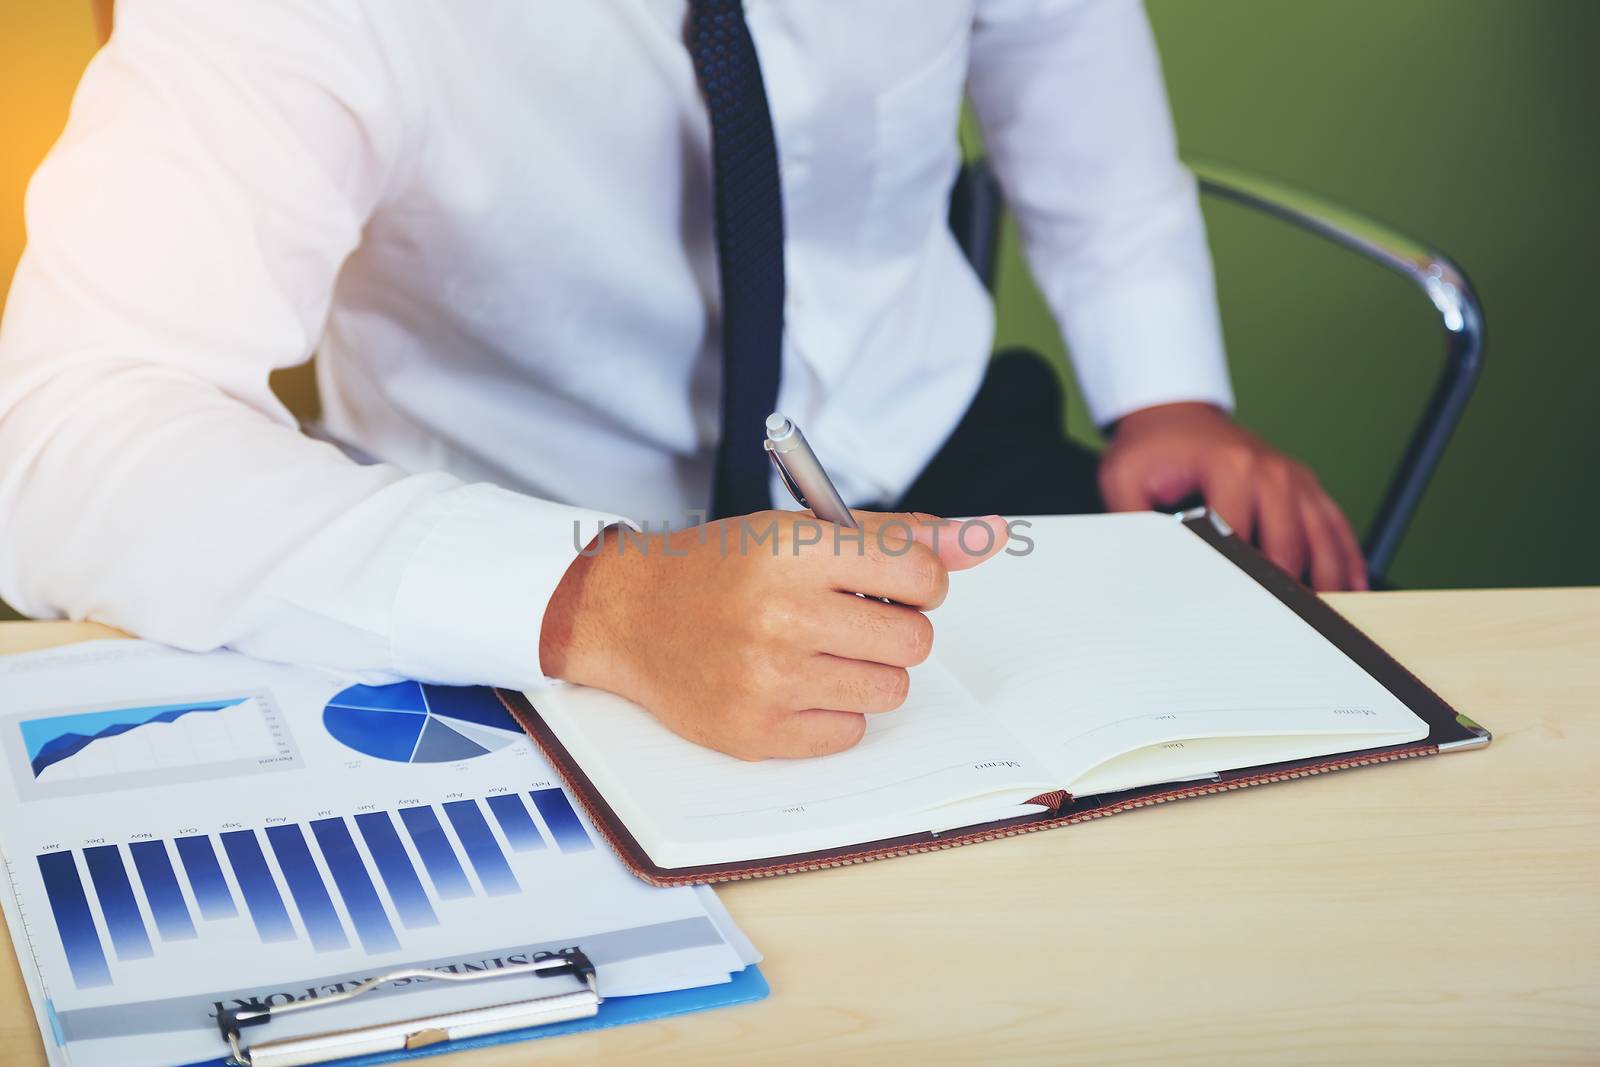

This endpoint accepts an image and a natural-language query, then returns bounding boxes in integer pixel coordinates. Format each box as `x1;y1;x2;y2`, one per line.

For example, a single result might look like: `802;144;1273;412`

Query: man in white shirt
0;0;1365;760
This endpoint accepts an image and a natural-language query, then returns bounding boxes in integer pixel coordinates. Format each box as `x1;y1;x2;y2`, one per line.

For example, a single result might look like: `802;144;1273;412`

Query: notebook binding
494;689;1439;888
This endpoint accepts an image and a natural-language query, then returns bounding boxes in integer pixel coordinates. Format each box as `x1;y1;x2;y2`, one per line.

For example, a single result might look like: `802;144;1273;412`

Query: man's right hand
538;510;1009;760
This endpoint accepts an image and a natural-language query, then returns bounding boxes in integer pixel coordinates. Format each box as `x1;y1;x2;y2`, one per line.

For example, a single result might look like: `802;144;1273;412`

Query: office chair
948;159;1483;587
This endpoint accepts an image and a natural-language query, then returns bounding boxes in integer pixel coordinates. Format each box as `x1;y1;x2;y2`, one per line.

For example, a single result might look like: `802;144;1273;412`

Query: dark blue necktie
687;0;786;519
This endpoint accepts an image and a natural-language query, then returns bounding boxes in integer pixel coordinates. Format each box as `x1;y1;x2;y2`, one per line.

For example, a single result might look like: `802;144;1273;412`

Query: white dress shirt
0;0;1231;687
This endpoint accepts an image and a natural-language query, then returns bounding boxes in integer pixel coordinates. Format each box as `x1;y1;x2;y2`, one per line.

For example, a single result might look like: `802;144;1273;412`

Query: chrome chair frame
948;158;1484;583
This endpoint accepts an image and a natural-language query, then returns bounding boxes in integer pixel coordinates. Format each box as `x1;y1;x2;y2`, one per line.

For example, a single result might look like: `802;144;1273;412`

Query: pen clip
764;440;810;511
218;950;600;1067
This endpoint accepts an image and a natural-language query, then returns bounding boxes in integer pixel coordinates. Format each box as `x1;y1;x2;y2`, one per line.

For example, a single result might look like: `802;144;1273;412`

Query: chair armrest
1188;159;1485;581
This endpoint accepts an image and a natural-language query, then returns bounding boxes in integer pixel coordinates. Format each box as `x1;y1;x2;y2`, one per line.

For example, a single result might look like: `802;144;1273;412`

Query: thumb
1098;456;1159;512
937;514;1010;571
1100;452;1199;512
1098;469;1154;513
862;511;1009;571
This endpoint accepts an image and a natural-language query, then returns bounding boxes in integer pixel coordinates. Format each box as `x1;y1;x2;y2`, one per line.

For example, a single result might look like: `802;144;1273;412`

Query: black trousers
897;349;1104;516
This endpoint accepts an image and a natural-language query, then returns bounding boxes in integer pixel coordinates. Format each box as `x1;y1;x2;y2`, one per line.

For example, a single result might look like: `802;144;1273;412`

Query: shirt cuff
389;482;632;689
1061;278;1236;430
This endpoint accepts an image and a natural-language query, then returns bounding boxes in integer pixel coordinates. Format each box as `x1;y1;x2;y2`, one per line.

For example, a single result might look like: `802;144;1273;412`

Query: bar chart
34;789;596;989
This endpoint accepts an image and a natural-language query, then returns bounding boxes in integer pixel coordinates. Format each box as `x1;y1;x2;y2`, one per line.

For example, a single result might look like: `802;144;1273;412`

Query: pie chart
322;682;523;763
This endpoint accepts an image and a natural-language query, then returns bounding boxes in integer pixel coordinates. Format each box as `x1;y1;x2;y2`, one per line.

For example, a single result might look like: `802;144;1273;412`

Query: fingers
932;515;1010;571
1247;465;1366;592
1253;460;1307;580
1324;497;1368;590
722;652;911;760
834;539;949;608
1200;454;1365;589
1098;460;1156;513
835;512;1012;607
1299;493;1347;592
693;643;907;760
1099;420;1207;513
1199;458;1257;544
846;511;1010;571
758;709;869;760
809;595;935;668
1312;491;1368;591
1266;469;1366;592
799;655;912;714
752;656;911;758
787;511;1009;609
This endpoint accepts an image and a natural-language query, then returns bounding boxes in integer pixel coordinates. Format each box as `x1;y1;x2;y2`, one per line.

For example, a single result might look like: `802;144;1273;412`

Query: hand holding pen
538;415;1008;760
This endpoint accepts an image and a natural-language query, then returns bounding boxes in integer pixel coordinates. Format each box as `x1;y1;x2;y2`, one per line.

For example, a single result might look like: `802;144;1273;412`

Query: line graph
6;693;300;800
23;699;248;777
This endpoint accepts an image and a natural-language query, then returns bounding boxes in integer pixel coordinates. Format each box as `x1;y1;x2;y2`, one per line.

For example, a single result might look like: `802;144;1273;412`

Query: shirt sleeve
0;0;624;688
966;0;1235;428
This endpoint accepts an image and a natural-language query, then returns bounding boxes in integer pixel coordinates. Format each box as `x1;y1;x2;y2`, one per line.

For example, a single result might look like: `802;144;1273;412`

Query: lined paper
530;658;1055;868
528;513;1432;871
934;514;1429;790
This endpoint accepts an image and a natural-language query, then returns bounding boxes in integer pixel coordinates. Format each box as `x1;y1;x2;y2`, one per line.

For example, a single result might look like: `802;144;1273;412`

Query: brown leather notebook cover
495;513;1490;888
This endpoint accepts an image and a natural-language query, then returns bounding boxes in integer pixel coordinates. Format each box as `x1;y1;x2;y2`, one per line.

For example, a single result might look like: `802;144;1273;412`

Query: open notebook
500;512;1489;885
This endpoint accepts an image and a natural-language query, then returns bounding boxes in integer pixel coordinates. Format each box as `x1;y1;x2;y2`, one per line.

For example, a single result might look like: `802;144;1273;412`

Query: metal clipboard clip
217;950;600;1067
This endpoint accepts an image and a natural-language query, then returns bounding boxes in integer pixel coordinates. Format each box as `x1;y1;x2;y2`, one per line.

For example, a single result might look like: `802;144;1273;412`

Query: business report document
525;513;1448;877
0;642;758;1067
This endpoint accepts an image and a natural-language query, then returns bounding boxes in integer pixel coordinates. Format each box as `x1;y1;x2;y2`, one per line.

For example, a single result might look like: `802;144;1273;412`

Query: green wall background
1005;0;1599;589
1;1;1595;623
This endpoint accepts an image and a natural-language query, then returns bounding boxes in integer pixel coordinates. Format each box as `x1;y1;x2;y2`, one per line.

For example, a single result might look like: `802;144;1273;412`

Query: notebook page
934;513;1429;792
1068;733;1408;797
527;657;1058;870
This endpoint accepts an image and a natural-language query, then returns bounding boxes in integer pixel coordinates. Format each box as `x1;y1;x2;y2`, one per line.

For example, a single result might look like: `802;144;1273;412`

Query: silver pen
763;413;857;527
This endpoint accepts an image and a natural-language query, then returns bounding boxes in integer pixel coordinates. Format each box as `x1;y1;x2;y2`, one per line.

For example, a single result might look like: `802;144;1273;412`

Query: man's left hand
1098;402;1368;591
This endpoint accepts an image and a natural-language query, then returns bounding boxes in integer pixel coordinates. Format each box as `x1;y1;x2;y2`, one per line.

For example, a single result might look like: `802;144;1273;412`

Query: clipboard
192;951;767;1067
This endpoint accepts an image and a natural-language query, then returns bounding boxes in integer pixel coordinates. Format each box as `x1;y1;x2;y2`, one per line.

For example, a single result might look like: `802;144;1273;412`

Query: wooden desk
2;589;1597;1064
